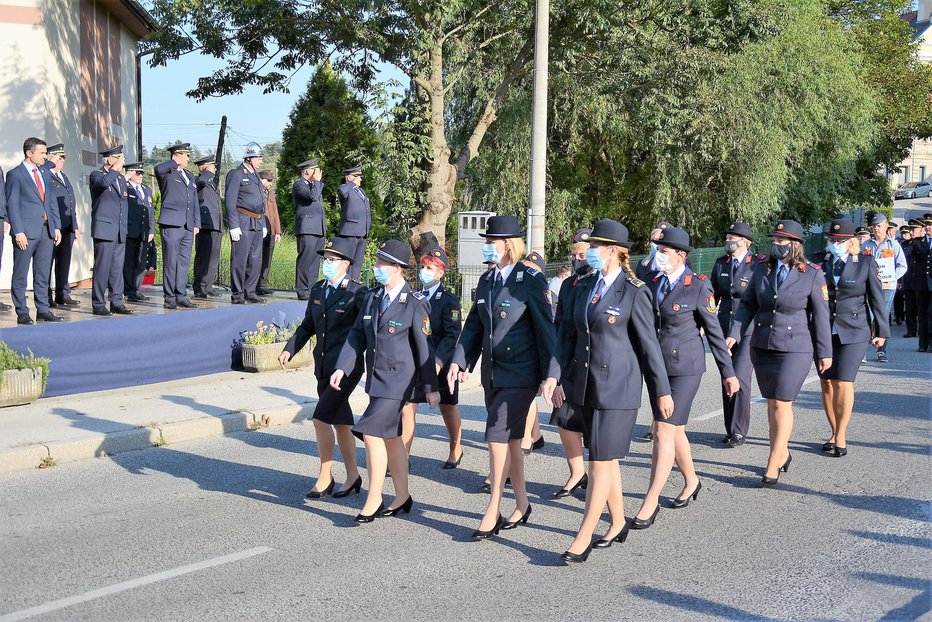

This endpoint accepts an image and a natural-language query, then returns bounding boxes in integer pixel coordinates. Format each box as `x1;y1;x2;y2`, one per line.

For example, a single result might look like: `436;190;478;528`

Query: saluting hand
540;377;557;407
278;351;291;370
551;385;566;409
657;394;674;419
426;391;440;408
817;358;832;374
330;369;345;390
723;376;739;397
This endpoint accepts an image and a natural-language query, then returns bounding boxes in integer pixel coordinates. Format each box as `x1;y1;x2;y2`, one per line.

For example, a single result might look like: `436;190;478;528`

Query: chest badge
516;272;524;282
740;277;749;287
500;311;507;319
607;315;617;324
672;303;681;311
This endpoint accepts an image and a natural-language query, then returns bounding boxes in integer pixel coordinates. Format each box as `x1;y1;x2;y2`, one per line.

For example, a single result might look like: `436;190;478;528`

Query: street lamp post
527;0;549;256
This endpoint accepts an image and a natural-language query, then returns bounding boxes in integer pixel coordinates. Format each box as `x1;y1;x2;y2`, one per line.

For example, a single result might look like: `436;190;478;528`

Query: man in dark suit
293;159;326;299
6;137;62;324
42;143;80;308
193;155;222;298
711;221;766;447
123;162;155;303
89;146;132;316
910;215;932;352
154;142;199;309
0;165;9;312
337;166;371;281
225;142;267;304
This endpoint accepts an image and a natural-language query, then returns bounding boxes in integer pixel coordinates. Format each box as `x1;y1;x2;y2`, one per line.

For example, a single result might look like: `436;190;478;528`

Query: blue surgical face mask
482;243;501;264
650;241;658;256
828;242;847;258
419;267;437;287
321;260;340;281
373;266;390;285
585;247;605;270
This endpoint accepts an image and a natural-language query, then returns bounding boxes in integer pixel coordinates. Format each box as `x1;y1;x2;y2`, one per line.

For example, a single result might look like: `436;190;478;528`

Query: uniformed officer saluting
192;155;223;299
280;237;367;499
632;227;738;531
43;143;80;308
818;219;889;458
726;220;832;486
552;219;672;563
711;222;766;447
89;145;132;316
293;159;327;300
448;215;559;540
330;239;439;522
336;166;371;281
122;162;155;303
225;142;267;304
154;142;199;309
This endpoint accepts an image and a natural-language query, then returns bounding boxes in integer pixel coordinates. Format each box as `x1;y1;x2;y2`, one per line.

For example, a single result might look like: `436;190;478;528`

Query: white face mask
654;252;671;272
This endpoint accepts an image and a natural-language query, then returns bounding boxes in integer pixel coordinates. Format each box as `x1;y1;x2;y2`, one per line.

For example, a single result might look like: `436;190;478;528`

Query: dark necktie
777;264;789;287
833;259;845;279
421;289;429;297
380;293;390;316
657;276;671;305
731;258;740;278
324;284;332;300
491;272;503;302
587;278;605;320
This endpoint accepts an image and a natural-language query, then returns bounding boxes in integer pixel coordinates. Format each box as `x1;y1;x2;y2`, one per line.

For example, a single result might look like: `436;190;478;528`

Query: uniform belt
236;207;263;219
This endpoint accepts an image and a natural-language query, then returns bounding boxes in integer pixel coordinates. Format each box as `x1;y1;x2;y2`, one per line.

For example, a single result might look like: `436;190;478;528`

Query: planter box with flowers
240;320;313;373
0;342;49;407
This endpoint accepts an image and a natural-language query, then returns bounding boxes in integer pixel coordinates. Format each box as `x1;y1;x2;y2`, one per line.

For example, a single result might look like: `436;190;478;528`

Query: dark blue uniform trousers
92;238;126;309
193;229;222;295
230;228;262;300
11;226;54;316
161;226;193;303
50;228;76;301
345;236;366;281
123;236;148;298
722;336;753;437
295;233;325;296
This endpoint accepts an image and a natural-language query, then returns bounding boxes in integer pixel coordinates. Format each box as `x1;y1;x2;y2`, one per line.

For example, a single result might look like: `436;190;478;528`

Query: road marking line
0;546;272;622
691;375;820;422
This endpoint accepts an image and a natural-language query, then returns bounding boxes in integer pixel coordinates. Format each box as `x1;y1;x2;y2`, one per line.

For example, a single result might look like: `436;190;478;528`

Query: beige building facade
893;0;932;187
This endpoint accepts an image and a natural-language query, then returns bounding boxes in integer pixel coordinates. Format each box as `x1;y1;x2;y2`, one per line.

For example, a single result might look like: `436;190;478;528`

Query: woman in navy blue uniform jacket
449;215;559;540
727;220;832;486
331;239;440;522
553;220;673;563
632;228;738;530
818;219;889;457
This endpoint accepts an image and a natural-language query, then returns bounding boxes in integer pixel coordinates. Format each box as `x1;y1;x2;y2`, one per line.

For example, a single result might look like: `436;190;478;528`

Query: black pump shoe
822;441;836;452
472;515;504;540
381;496;413;517
833;446;848;457
561;543;593;563
501;504;532;530
442;451;463;470
480;477;511;493
354;502;385;523
761;454;792;486
593;528;629;549
631;505;659;530
554;473;588;499
670;480;702;509
332;476;362;498
305;480;335;499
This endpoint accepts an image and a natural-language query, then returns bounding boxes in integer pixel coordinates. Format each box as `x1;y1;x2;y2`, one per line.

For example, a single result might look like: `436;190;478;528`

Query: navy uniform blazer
554;270;594;384
196;171;222;232
6;163;60;239
336;182;371;238
224;163;265;232
820;252;890;344
42;163;78;232
711;252;767;336
126;182;155;240
560;270;670;410
154;161;199;231
89;168;128;242
730;261;833;358
0;166;6;223
904;236;932;292
292;178;326;235
336;283;438;400
452;262;560;389
648;269;735;378
423;283;462;369
283;276;367;380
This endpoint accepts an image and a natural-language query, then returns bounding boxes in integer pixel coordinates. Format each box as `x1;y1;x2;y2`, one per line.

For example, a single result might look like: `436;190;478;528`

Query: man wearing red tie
5;137;62;324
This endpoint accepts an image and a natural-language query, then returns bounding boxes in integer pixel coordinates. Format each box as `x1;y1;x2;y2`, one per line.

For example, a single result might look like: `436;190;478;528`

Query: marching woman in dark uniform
279;238;367;499
550;228;593;498
726;220;832;486
401;247;465;468
331;239;440;521
632;227;738;529
448;215;559;539
818;219;889;457
554;220;672;562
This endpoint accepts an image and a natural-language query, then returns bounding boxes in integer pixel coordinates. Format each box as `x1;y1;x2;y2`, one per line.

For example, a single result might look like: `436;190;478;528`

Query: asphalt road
1;327;929;621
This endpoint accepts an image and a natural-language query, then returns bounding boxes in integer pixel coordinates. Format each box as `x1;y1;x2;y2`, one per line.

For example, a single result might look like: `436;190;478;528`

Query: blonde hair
504;237;527;264
846;237;861;256
618;247;633;276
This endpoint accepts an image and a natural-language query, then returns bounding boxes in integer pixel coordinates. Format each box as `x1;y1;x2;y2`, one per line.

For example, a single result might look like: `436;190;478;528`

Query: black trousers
295;233;325;296
893;287;905;323
904;289;918;335
11;226;54;316
345;236;366;281
193;228;222;294
123;236;148;298
916;290;931;350
723;335;754;437
92;237;126;309
49;227;75;301
258;231;276;290
161;226;193;303
230;227;262;301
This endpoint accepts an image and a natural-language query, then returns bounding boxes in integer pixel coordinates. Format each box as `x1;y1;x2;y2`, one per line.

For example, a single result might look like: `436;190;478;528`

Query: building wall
0;0;140;291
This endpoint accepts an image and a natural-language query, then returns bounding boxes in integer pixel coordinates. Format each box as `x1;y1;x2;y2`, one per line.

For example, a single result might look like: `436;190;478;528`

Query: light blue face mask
373;266;390;285
482;243;502;264
585;247;605;270
650;242;658;256
418;267;437;287
828;242;847;258
321;260;340;281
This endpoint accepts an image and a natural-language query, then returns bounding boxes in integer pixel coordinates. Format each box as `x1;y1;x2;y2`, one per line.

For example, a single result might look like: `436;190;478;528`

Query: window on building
903;166;910;184
921;166;927;181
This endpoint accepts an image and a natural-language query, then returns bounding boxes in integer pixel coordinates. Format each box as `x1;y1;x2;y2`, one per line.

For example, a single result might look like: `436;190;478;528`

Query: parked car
894;180;932;199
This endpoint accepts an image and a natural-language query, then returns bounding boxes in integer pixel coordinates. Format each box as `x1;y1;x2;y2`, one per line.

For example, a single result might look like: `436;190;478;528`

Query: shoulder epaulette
627;276;645;287
697;273;707;280
756;254;766;260
412;291;427;300
808;261;821;270
525;266;540;277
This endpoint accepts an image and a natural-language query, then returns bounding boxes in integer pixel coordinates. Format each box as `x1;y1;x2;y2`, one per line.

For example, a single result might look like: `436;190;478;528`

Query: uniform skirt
579;406;638;461
312;373;362;426
353;398;405;439
751;347;812;402
549;380;584;433
410;366;459;405
818;335;868;382
484;387;538;443
650;374;702;426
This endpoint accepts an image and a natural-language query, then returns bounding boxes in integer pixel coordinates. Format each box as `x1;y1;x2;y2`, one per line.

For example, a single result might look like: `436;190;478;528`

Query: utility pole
527;0;549;255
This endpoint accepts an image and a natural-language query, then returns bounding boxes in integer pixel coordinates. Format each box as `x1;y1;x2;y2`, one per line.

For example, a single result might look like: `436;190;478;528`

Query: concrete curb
0;370;483;475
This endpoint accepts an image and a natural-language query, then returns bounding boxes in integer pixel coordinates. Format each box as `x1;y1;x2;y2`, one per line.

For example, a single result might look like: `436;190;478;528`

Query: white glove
230;227;242;242
262;227;268;239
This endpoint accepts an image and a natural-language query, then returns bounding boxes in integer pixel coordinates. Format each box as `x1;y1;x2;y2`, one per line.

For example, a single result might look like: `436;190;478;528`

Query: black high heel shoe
472;515;504;540
593;527;629;549
501;504;532;530
670;480;702;509
630;505;659;530
553;473;588;499
332;476;362;498
833;446;847;457
761;453;792;486
381;496;413;517
305;479;335;499
354;502;384;523
479;477;511;493
822;441;836;452
522;436;545;455
442;451;463;470
560;543;593;563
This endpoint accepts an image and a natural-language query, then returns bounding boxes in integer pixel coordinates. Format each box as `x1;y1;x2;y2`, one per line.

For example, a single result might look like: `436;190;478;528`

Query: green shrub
0;342;50;394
